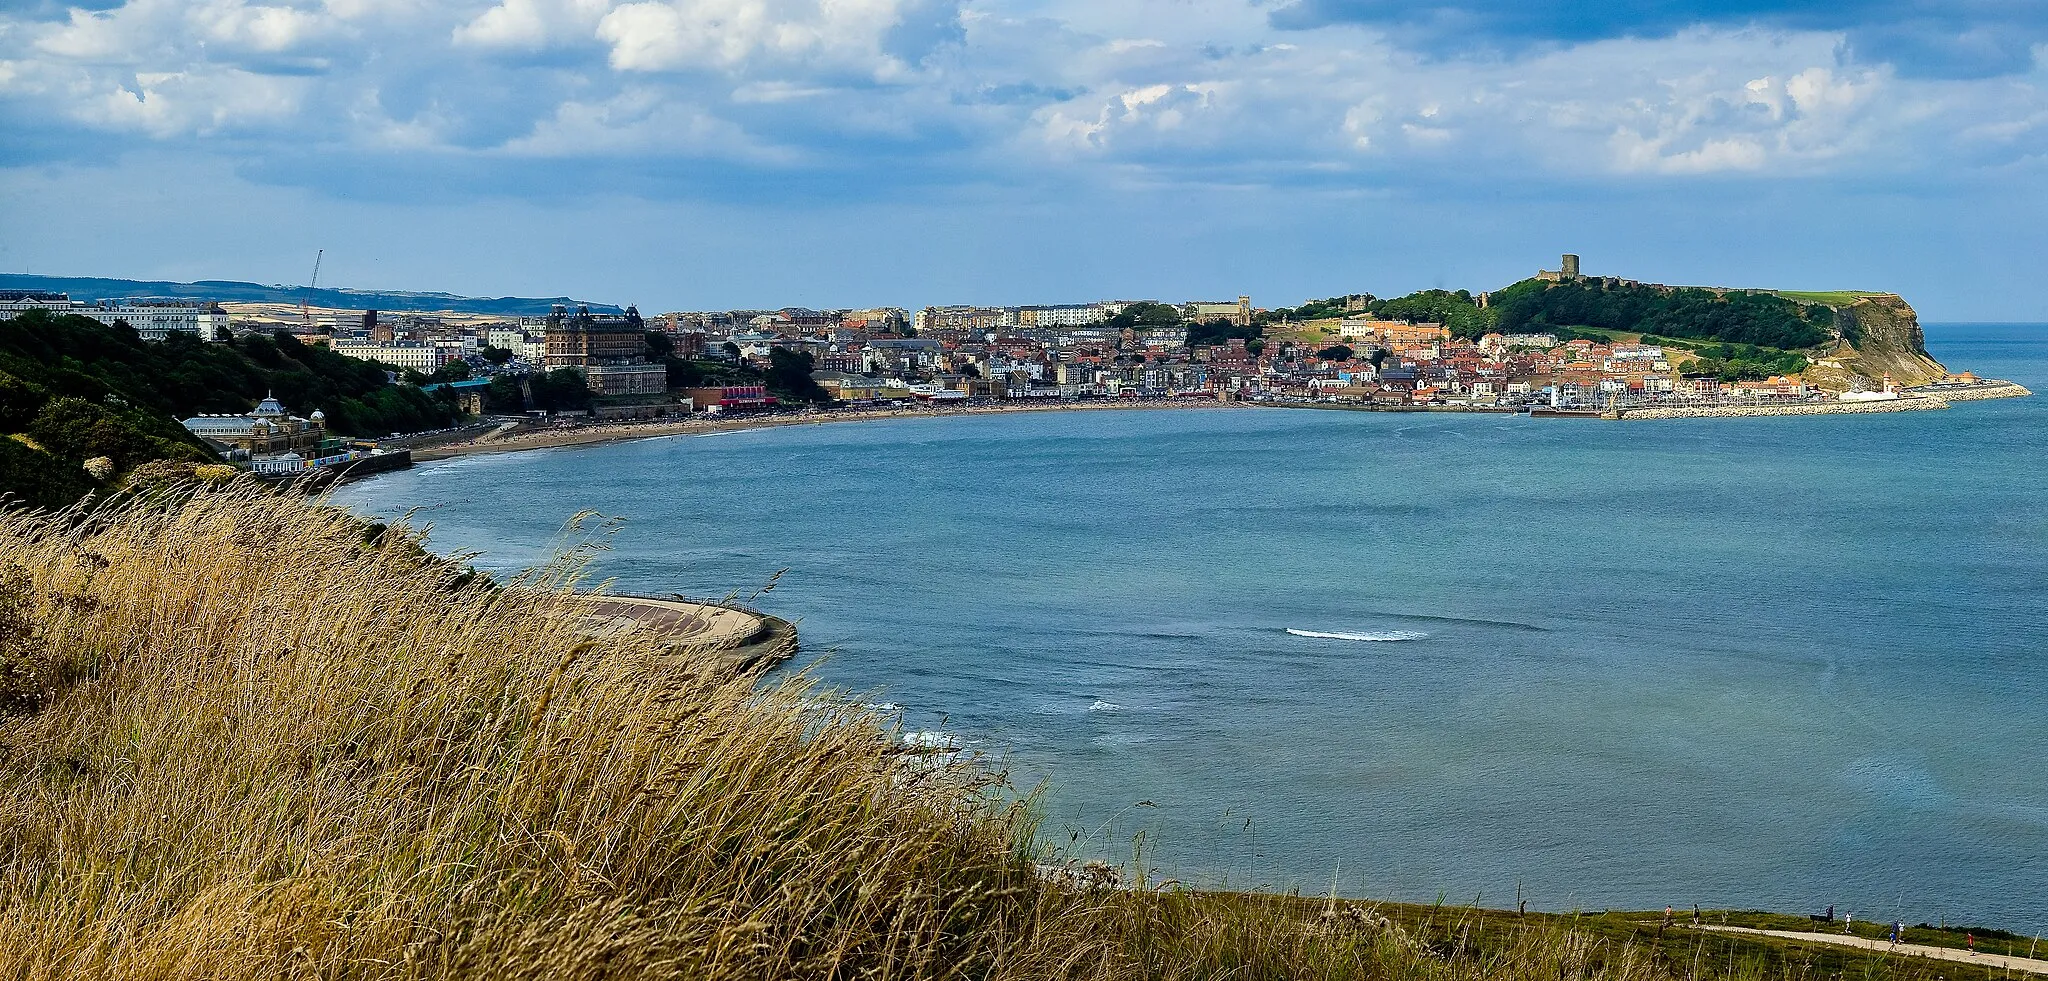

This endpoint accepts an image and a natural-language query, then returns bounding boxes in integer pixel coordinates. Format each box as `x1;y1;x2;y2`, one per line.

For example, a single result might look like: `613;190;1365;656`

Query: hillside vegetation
1488;280;1837;350
0;311;459;507
0;483;1983;980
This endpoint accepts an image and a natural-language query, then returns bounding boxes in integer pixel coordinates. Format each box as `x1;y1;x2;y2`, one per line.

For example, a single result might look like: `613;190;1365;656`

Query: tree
1489;279;1830;349
485;376;525;413
721;341;742;361
529;369;592;412
1108;302;1183;330
432;360;473;383
1317;345;1355;361
765;348;828;403
1186;319;1262;348
480;345;515;365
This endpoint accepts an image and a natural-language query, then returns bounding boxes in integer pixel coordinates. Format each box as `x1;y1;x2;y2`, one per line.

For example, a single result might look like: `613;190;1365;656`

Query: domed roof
253;391;287;416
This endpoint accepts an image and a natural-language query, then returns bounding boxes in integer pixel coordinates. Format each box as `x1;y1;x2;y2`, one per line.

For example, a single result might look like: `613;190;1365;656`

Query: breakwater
1622;397;1948;420
1915;381;2034;402
1622;380;2028;419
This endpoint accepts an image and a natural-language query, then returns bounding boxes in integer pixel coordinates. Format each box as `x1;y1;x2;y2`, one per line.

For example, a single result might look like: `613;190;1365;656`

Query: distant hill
0;274;624;317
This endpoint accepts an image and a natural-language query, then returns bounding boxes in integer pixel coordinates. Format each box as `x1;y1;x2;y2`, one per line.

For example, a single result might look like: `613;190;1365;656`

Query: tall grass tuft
0;484;1942;979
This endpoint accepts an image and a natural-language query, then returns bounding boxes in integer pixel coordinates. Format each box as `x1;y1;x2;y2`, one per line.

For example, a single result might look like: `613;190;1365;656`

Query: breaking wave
1285;628;1429;642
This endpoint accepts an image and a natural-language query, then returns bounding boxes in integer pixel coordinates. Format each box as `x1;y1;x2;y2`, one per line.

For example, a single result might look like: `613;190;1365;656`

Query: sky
0;0;2044;318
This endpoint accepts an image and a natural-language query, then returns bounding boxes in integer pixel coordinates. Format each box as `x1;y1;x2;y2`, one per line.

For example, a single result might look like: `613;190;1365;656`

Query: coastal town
0;254;2027;478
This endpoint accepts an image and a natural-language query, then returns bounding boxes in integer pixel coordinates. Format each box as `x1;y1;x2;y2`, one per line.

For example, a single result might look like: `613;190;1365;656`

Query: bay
333;324;2048;931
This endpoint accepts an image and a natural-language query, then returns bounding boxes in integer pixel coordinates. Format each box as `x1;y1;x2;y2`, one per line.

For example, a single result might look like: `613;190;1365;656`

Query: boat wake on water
1285;628;1429;642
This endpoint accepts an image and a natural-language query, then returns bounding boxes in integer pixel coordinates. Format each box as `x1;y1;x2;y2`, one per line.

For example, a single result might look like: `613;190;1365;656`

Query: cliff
1803;294;1950;391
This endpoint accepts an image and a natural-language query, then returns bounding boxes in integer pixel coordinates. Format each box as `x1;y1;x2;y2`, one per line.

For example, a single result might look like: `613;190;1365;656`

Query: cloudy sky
1;0;2044;317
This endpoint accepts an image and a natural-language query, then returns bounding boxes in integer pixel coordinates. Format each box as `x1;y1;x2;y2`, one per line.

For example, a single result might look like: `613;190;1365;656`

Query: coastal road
1689;925;2048;976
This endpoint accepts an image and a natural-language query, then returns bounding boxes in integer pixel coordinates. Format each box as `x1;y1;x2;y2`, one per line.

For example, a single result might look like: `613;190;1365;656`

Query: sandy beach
411;397;1239;460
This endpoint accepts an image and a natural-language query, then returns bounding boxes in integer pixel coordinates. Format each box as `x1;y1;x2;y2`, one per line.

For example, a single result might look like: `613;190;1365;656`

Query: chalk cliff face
1807;295;1949;391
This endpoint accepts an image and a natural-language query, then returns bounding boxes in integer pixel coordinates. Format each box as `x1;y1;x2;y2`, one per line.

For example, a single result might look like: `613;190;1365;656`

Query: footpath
1689;925;2048;976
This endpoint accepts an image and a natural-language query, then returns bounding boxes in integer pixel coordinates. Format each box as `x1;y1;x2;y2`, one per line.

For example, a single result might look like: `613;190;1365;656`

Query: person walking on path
1844;913;1853;934
1891;922;1904;945
1967;933;1975;955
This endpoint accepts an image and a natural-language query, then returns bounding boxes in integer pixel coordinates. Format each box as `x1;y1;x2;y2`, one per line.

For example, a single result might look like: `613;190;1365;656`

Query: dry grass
0;483;1953;980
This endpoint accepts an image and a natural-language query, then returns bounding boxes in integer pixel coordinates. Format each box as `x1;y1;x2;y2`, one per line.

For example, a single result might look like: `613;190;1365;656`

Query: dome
309;409;326;421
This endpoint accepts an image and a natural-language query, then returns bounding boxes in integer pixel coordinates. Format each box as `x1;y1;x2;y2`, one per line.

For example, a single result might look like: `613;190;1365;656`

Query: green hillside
1772;290;1891;306
1488;279;1837;349
0;310;460;508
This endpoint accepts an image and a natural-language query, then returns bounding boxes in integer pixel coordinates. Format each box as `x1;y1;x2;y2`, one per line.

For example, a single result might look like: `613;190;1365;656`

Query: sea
332;324;2048;932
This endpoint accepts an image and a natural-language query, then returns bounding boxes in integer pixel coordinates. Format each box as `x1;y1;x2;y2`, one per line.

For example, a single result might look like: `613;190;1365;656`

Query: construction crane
301;249;324;327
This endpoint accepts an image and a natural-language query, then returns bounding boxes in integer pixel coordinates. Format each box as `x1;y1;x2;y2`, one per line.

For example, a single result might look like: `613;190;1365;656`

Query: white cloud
592;0;947;75
0;0;2042;193
453;0;612;49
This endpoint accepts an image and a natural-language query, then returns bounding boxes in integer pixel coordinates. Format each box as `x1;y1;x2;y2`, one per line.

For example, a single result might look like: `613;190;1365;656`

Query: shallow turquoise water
334;324;2048;931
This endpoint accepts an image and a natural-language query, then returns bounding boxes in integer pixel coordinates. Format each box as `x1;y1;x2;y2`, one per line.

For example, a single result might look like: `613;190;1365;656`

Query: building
545;304;648;371
0;290;77;320
542;304;674;399
683;385;774;411
1020;304;1107;328
584;363;669;398
22;296;230;341
1184;296;1252;328
182;394;327;457
332;340;445;373
915;306;1008;332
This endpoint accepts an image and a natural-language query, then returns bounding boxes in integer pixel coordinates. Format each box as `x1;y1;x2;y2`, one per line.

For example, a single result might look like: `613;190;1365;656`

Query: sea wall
1622;398;1948;420
1915;382;2034;402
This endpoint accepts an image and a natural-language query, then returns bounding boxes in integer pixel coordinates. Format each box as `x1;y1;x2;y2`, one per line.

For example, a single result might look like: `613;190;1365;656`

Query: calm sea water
334;324;2048;931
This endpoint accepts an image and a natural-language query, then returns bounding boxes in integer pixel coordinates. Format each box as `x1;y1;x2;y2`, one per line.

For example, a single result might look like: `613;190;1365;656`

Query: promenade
1690;925;2048;976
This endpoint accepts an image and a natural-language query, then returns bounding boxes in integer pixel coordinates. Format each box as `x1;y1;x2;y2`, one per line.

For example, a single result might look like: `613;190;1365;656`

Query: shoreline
411;397;1240;461
398;379;2033;464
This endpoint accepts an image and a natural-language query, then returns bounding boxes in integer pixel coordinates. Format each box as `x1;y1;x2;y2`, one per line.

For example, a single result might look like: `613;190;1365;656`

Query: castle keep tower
1537;253;1584;282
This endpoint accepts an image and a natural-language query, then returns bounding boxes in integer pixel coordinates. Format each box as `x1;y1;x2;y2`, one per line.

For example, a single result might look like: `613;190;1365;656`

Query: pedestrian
1845;913;1853;934
1967;933;1975;955
1892;921;1903;945
1693;904;1701;926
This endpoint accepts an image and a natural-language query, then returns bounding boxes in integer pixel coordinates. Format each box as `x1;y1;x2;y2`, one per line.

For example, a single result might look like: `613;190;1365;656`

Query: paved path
1690;925;2048;975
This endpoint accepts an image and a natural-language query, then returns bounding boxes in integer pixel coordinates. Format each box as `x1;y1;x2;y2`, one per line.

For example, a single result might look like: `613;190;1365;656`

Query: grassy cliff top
1770;290;1896;306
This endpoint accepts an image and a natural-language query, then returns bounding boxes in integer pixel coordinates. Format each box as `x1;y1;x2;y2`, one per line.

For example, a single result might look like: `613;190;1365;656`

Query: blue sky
1;0;2044;318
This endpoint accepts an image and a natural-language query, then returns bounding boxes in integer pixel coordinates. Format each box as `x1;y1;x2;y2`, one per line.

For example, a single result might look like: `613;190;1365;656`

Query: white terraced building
1;291;229;341
74;301;230;341
0;291;76;320
330;340;445;372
